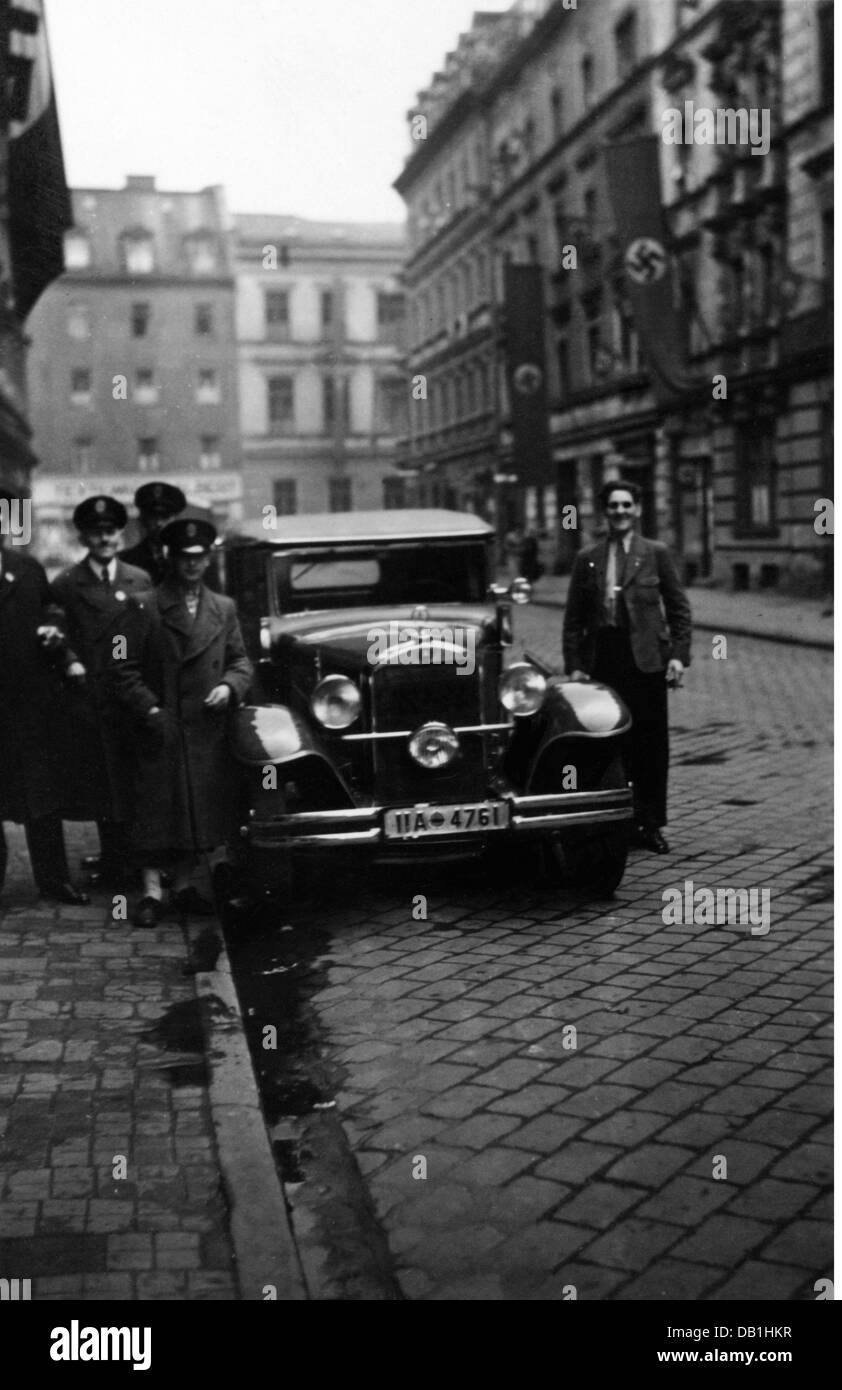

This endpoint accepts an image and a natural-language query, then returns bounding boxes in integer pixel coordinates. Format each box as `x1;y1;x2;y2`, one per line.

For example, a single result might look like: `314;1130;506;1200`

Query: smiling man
562;479;692;854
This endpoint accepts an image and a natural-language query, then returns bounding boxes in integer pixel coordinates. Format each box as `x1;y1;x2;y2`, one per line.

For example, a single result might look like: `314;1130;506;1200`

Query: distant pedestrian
51;495;152;887
563;479;692;854
119;481;186;586
0;489;89;904
519;530;543;584
111;517;252;928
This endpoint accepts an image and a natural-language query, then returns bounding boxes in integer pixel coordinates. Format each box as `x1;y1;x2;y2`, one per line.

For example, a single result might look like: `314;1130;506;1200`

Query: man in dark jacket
111;517;252;927
563;479;692;853
51;495;152;886
118;481;186;585
0;490;89;904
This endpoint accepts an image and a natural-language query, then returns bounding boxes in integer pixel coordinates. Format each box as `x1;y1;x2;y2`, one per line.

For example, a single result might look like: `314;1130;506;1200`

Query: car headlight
499;662;547;717
408;722;460;769
509;578;532;606
311;674;361;730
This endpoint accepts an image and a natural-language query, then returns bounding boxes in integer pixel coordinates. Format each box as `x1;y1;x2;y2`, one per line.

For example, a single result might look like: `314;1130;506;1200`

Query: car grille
372;661;482;733
371;662;487;804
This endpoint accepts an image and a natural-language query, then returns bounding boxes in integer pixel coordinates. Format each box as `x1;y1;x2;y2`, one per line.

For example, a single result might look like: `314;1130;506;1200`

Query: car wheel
542;827;628;896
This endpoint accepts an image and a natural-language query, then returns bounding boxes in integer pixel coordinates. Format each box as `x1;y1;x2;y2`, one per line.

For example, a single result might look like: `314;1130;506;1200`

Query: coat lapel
621;533;648;589
157;581;193;646
0;550;20;603
184;588;224;662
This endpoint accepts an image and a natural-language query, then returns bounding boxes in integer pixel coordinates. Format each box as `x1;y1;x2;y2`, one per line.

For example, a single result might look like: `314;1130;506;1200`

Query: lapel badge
115;590;127;602
4;571;14;583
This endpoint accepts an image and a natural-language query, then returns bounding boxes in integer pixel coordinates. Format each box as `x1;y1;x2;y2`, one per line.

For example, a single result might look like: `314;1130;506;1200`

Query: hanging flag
604;135;705;407
3;0;72;319
503;263;553;487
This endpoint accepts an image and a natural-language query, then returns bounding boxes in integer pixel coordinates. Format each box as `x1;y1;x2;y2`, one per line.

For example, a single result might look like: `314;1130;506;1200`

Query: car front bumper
244;785;633;851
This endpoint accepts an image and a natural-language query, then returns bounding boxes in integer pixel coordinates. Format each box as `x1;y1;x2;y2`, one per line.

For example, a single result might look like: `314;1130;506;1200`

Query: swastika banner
503;263;553;487
3;0;73;319
604;135;702;407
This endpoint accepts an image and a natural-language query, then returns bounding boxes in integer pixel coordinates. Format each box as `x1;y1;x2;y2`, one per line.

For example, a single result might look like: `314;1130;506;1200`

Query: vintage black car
220;510;633;902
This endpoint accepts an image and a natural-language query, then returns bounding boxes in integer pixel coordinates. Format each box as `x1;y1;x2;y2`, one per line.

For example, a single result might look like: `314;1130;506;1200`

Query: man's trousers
0;813;72;896
592;627;669;828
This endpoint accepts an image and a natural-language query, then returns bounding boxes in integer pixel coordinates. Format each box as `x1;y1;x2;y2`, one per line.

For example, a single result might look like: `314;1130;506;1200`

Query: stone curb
186;917;307;1301
528;593;834;651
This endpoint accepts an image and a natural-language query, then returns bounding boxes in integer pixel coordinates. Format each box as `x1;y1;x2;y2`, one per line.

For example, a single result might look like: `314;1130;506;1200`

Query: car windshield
274;542;488;611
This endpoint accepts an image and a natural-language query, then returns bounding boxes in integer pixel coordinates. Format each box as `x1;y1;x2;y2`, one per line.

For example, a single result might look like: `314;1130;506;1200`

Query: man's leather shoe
630;825;670;854
134;896;162;929
172;886;215;918
42;882;91;905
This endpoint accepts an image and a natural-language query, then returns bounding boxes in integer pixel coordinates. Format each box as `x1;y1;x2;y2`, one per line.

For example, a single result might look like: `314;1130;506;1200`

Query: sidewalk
0;824;304;1301
518;573;833;649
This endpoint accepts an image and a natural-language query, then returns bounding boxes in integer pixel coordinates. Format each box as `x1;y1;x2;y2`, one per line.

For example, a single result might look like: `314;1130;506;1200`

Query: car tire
542;827;628;896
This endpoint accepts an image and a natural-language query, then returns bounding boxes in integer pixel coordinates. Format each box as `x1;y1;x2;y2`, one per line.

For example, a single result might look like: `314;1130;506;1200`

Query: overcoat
0;549;68;822
50;559;152;821
563;533;692;676
118;536;166;586
111;581;252;857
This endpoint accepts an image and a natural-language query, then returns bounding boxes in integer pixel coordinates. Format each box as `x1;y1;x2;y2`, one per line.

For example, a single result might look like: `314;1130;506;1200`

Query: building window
64;232;91;270
377;291;404;346
72;437;93;472
199;435;221;470
265;289;290;338
137;436;159;471
131;302;150;337
736;422;777;534
615;12;638;81
526;234;540;264
195;303;214;335
377;378;406;434
273;479;297;516
584;188;597;229
267;375;295;432
557;339;570;397
550;88;563;139
383;477;407;510
819;0;833;104
196;368;219;404
320;290;334;334
135;368;158;404
122;233;155;275
70;368;91;405
465;365;477;415
67;303;91;340
454;373;465;420
186;235;217;274
581;54;595;111
328;477;352;512
587;325;602;381
323;375;335;431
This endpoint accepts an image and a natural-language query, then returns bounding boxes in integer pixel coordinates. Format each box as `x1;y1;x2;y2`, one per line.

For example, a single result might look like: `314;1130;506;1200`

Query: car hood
274;605;495;669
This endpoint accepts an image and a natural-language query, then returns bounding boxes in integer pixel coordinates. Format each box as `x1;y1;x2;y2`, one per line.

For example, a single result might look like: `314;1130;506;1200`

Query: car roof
227;509;494;546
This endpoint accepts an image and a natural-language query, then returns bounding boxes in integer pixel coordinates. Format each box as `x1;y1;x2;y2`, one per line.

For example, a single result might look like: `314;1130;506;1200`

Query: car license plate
384;801;510;840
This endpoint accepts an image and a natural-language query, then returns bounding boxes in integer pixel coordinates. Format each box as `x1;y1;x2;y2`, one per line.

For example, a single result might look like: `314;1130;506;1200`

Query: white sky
45;0;512;223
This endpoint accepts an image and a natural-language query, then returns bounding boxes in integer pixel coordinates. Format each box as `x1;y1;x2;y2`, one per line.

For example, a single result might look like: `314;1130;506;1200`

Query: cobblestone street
267;604;833;1300
0;603;832;1301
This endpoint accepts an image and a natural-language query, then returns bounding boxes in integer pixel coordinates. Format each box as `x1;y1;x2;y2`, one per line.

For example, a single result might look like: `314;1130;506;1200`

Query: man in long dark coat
51;495;152;885
0;491;89;904
111;517;252;927
563;478;692;854
118;481;186;585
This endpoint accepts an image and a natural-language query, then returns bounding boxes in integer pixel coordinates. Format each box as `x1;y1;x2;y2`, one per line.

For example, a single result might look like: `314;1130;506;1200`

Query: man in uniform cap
51;495;153;886
111;515;252;927
119;481;187;585
0;487;89;904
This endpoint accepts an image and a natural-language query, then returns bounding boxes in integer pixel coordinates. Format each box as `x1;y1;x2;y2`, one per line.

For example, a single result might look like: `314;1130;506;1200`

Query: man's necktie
605;541;620;624
99;565;111;588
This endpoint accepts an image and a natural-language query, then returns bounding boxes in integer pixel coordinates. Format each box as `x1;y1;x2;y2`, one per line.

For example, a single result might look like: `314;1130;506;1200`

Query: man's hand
204;684;231;710
66;661;86;684
666;658;685;688
569;669;591;682
37;624;63;650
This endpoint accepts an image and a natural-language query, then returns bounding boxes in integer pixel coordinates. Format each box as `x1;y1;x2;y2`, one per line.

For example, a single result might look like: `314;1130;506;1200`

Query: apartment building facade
26;177;241;563
234;215;407;520
395;0;832;593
